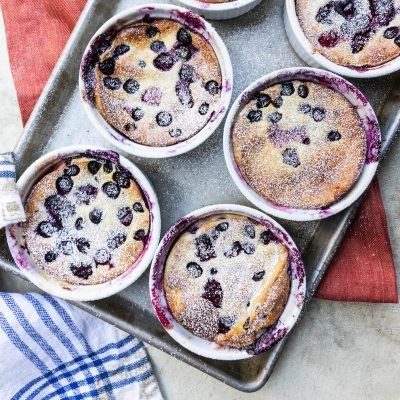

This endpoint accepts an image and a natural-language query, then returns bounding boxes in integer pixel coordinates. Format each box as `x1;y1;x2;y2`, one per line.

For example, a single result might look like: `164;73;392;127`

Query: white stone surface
0;5;400;400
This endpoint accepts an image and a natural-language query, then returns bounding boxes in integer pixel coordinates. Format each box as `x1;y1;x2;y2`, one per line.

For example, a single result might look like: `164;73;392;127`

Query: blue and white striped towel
0;293;163;400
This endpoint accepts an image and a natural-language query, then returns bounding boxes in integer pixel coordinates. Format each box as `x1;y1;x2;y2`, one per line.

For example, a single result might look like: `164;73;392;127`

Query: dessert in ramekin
6;146;161;301
285;0;400;78
150;204;305;360
223;68;381;221
80;4;233;158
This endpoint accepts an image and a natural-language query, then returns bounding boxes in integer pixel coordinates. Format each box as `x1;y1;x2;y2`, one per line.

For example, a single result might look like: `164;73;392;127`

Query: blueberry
103;160;113;174
89;208;103;224
177;28;192;45
102;182;120;199
242;242;255;255
198;102;209;115
351;33;368;54
103;76;122;90
299;103;312;114
244;224;255;239
179;64;195;83
247;109;262;123
281;82;295;96
156;112;172;127
272;96;283;108
133;202;144;213
123;79;140;94
315;2;334;23
215;222;229;232
327;130;342;141
132;108;144;121
260;230;274;245
205;80;219;95
195;234;216;262
76;237;90;254
64;164;80;176
243;317;250;330
169;128;182;138
176;81;193;108
153;53;175;71
70;263;93;280
202;279;223;308
113;43;130;58
319;30;340;48
312;107;326;122
210;268;218;275
303;137;311;145
282;148;300;168
45;251;57;263
107;232;126;249
138;60;146;68
255;93;271;108
218;316;235;334
94;248;111;265
150;40;166;53
98;58;115;75
112;169;132;188
124;123;132;131
224;241;242;258
298;85;309;98
56;175;73;195
44;195;75;222
252;270;265;282
186;262;203;278
117;206;133;226
37;221;58;238
334;0;355;19
395;36;400;47
59;240;73;255
268;111;282;124
134;229;146;241
75;217;85;231
146;26;159;38
75;184;98;205
175;44;191;61
88;160;101;175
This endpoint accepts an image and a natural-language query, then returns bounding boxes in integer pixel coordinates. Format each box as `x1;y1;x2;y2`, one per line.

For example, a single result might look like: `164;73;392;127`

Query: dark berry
70;263;93;280
242;242;255;255
281;82;295;96
298;85;309;98
117;206;133;226
255;92;271;108
218;316;235;334
272;96;283;108
202;279;223;308
176;81;193;108
88;160;101;175
37;221;58;238
327;130;342;141
175;44;191;61
113;43;130;58
75;217;84;231
179;64;195;83
351;33;368;53
215;222;229;232
133;202;144;212
44;195;75;222
224;241;242;258
299;103;312;114
186;262;203;278
89;208;103;224
134;229;146;241
260;230;274;245
56;175;73;195
205;80;219;95
94;248;111;265
153;53;175;71
103;76;122;90
268;111;282;124
318;30;340;48
253;270;265;281
103;160;113;174
334;0;355;19
244;224;255;239
243;317;250;330
107;232;126;249
395;36;400;47
312;107;326;122
64;164;80;176
138;60;146;68
59;240;73;255
177;28;192;45
315;2;334;23
169;128;182;138
146;26;159;38
132;108;144;121
102;182;120;199
198;102;209;115
303;137;311;145
124;123;132;132
247;109;262;123
112;168;132;188
45;251;57;263
195;234;216;262
150;40;166;53
282;148;300;168
76;237;90;254
123;79;140;94
383;27;398;39
210;268;218;275
98;58;115;75
156;112;172;127
75;184;98;205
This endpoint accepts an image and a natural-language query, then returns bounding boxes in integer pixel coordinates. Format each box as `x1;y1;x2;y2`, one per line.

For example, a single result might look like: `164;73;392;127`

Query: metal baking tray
1;0;400;392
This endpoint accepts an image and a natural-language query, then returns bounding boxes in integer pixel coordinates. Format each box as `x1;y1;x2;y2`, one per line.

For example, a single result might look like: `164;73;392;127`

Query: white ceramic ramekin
223;67;381;222
284;0;400;78
173;0;262;20
6;145;161;301
79;4;233;158
149;204;305;360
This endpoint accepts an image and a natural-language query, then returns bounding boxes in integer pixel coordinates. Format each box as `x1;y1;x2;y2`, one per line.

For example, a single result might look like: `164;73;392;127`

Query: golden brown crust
232;80;366;209
94;19;222;147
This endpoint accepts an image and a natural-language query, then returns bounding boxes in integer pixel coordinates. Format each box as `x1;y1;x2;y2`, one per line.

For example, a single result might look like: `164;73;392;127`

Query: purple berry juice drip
268;126;308;148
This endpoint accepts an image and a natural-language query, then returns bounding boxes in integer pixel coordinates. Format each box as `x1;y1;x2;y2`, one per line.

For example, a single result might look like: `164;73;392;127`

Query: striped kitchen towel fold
0;292;163;400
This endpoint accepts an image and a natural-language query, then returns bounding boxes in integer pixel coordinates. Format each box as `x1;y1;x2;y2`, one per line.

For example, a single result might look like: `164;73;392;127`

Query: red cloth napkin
1;1;397;302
